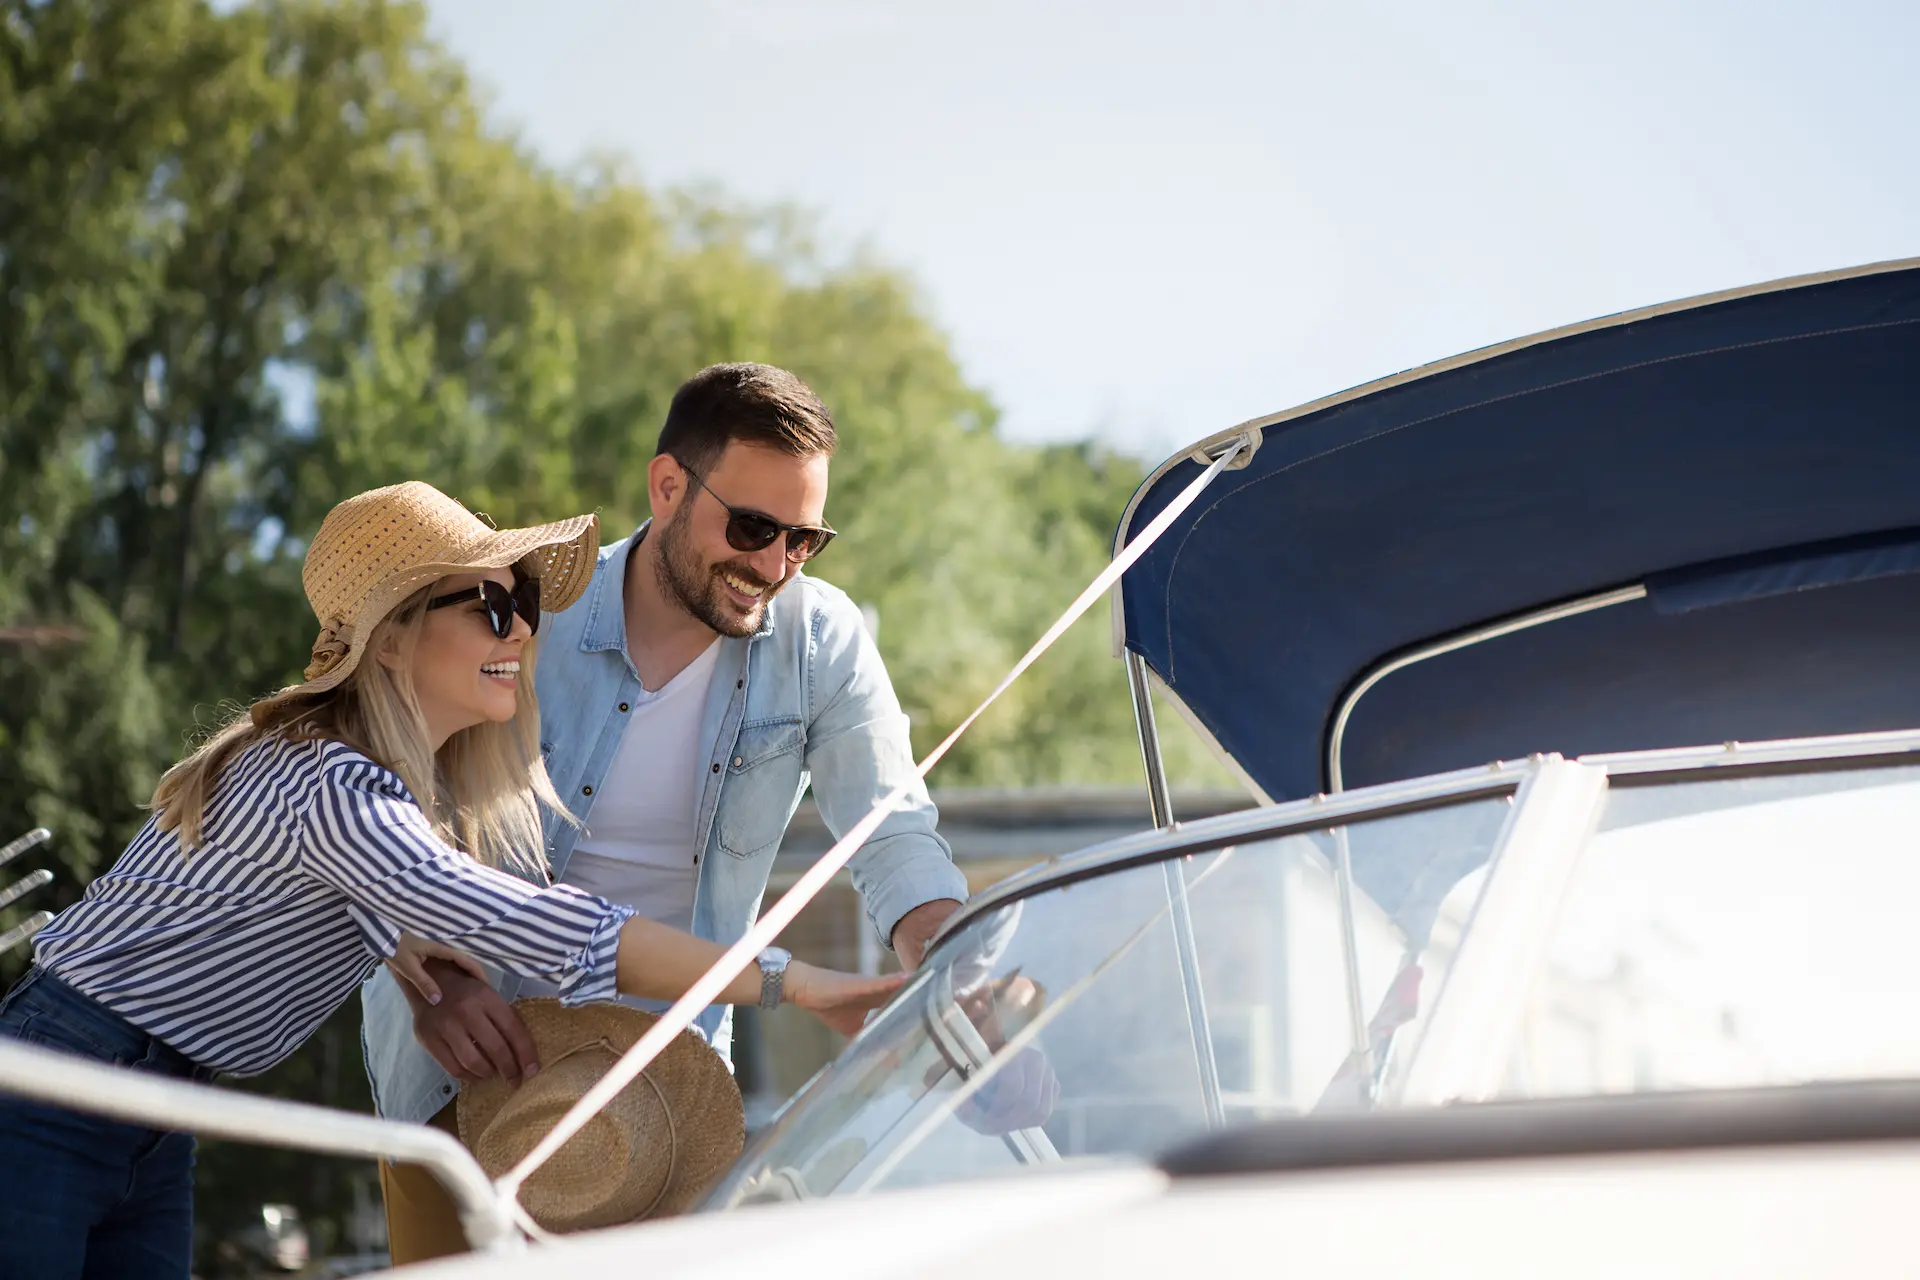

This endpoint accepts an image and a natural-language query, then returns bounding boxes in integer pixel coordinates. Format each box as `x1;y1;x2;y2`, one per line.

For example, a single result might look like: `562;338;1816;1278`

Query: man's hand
956;1048;1060;1135
922;973;1060;1135
956;973;1046;1052
891;898;963;970
401;959;540;1088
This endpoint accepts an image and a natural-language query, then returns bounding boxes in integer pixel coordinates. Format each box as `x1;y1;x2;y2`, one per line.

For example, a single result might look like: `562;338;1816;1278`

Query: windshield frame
927;757;1537;952
903;727;1920;1113
719;726;1920;1211
933;727;1920;961
1584;725;1920;778
730;758;1544;1188
903;757;1542;1120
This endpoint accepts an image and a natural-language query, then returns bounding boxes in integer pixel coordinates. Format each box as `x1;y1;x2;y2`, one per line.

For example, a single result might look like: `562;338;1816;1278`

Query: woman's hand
388;933;487;1006
784;961;907;1037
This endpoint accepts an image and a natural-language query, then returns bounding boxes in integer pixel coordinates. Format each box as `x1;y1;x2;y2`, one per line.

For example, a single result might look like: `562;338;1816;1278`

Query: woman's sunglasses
426;578;542;640
682;465;836;564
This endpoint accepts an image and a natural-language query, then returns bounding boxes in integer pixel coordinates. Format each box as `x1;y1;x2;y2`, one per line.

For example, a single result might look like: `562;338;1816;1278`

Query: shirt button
711;763;720;773
582;785;594;796
736;680;744;690
733;756;744;767
618;702;630;713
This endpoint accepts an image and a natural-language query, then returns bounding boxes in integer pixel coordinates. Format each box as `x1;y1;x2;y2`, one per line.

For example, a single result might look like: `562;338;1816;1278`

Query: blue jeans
0;967;215;1280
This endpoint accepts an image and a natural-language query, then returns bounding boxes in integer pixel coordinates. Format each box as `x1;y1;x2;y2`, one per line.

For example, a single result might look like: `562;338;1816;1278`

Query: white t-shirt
519;639;720;1007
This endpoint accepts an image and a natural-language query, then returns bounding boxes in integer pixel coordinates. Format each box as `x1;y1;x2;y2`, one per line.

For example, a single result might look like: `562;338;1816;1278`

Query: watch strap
757;948;789;1012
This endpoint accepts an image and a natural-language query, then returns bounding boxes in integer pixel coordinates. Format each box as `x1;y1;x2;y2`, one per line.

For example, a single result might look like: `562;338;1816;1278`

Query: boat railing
0;828;54;955
0;1034;520;1254
2;829;514;1250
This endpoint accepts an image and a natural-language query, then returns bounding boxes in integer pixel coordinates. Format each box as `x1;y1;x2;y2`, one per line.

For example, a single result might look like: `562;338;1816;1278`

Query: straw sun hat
256;482;598;720
459;999;746;1233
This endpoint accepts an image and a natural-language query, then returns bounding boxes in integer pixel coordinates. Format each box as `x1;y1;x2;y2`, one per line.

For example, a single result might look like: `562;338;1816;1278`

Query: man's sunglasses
426;578;542;639
682;465;836;564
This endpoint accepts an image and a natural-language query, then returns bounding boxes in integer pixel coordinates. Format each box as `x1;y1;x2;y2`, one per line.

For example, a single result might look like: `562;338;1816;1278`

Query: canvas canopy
1115;259;1920;803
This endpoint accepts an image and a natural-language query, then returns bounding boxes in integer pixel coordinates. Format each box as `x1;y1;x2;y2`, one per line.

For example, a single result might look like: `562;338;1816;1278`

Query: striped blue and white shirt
32;736;635;1077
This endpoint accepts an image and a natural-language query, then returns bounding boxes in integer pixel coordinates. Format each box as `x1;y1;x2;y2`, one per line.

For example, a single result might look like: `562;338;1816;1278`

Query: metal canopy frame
1117;432;1256;1132
1323;585;1649;794
1127;650;1226;1128
1124;578;1670;1106
1311;584;1647;1093
1111;256;1920;813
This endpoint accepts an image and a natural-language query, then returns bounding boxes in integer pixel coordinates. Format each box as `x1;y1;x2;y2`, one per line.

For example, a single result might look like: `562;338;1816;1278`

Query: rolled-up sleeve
805;595;969;947
302;757;634;1005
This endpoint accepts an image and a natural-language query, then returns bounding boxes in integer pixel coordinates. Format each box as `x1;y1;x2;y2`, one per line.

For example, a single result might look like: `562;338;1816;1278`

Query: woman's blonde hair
151;578;564;874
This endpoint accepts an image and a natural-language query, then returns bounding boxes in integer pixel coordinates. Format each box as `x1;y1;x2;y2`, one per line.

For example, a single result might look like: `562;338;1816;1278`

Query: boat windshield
1494;757;1920;1098
702;793;1518;1207
702;747;1920;1209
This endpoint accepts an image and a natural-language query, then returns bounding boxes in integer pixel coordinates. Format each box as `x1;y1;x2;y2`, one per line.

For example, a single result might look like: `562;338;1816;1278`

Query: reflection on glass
1501;762;1920;1099
701;796;1515;1208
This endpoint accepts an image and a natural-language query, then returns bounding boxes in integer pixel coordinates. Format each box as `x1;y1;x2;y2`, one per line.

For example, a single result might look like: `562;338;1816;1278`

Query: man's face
653;441;832;638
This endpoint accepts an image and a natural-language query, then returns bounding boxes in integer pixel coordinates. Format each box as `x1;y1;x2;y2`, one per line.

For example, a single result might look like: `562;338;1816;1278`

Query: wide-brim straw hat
255;482;598;721
458;999;746;1233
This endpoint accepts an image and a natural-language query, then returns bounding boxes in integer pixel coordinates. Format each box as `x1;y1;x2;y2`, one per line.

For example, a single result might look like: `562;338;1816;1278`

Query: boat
4;256;1919;1275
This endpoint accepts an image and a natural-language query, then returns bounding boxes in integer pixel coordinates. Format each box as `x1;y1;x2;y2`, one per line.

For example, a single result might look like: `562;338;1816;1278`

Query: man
361;363;969;1261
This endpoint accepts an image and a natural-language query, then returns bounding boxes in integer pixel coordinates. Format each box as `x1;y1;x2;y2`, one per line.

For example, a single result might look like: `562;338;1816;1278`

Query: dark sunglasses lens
785;527;833;562
724;512;782;553
476;582;515;639
512;578;542;637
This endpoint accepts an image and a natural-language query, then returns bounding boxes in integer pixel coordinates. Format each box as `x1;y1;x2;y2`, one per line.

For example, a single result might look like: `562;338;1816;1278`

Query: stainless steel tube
0;1037;520;1254
1128;651;1227;1128
1127;650;1175;829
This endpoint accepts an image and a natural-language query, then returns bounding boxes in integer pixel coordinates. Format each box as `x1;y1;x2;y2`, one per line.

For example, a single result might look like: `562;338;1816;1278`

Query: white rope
495;436;1249;1205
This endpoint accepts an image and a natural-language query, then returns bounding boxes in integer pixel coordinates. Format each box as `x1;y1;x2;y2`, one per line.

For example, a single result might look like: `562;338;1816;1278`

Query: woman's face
402;567;530;749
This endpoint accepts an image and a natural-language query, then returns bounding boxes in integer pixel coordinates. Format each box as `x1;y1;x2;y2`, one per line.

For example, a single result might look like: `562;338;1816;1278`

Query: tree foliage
0;0;1231;1257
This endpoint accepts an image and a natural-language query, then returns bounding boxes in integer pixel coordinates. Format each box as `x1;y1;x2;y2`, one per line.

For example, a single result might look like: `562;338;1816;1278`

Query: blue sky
426;0;1917;461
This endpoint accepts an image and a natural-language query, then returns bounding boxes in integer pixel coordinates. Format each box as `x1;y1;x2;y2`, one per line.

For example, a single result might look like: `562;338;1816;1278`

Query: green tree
1;0;1233;1259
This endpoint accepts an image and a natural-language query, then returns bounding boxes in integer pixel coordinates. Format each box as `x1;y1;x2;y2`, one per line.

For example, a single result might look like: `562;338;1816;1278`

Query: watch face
760;946;792;968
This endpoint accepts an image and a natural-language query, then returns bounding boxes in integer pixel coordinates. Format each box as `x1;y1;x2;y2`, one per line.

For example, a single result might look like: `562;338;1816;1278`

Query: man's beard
653;506;787;638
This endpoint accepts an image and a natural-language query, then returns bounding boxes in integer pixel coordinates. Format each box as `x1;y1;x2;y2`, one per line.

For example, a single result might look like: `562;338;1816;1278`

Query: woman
0;481;898;1278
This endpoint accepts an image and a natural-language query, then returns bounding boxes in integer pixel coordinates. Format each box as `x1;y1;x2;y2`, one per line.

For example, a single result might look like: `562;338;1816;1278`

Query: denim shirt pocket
717;717;806;859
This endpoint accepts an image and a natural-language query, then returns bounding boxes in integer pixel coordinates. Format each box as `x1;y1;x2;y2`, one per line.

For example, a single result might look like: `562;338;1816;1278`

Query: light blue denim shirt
360;523;968;1123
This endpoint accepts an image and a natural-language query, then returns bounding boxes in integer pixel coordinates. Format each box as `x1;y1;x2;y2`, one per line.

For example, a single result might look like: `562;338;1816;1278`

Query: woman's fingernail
428;992;441;1005
527;1063;540;1077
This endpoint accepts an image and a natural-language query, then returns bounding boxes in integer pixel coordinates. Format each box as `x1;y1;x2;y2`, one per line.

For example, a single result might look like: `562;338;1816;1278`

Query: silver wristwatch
757;946;792;1012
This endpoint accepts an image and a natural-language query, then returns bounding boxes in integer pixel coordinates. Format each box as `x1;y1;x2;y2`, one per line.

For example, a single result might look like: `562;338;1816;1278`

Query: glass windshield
1497;759;1920;1098
702;795;1516;1208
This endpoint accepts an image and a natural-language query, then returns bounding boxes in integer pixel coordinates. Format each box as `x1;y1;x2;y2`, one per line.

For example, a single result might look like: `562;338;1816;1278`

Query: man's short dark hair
656;363;837;475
